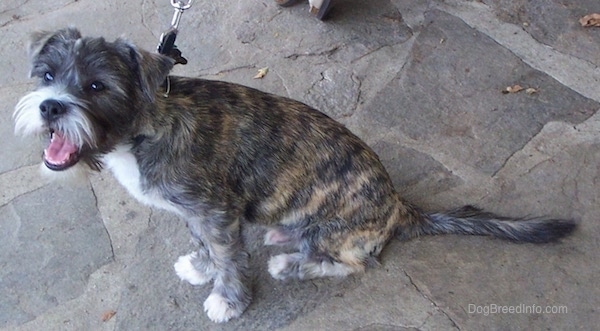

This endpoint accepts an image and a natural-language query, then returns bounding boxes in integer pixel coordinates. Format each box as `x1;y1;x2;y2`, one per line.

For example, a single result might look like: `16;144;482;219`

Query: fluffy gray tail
407;205;576;243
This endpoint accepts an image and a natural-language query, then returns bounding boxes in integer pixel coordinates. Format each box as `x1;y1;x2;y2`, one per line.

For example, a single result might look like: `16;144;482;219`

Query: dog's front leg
184;214;251;323
174;241;215;286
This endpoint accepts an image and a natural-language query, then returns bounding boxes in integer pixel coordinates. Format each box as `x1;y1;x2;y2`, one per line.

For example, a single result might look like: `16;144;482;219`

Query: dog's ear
28;27;82;64
136;49;175;101
116;39;175;102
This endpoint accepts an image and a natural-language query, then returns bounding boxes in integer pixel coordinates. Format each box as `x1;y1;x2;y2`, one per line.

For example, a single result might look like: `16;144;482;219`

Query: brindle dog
13;28;575;322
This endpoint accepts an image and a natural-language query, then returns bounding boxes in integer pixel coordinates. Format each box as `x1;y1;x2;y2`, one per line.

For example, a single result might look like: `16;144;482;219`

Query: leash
157;0;192;65
157;0;192;97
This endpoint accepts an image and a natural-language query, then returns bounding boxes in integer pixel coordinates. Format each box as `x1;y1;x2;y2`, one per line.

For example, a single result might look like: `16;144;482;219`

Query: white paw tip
204;293;241;323
268;254;290;280
174;253;210;286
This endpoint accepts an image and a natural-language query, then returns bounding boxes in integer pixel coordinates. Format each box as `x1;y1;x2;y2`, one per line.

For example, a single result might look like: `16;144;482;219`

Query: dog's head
14;27;174;172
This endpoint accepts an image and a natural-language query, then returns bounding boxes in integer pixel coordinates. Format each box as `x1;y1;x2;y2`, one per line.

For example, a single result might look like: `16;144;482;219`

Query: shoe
309;0;334;20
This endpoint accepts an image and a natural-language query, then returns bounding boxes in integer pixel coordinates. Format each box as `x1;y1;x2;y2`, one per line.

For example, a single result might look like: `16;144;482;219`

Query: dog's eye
90;81;105;92
44;72;54;82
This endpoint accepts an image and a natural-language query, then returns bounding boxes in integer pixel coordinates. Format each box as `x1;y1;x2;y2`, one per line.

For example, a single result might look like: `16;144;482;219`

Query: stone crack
90;183;116;261
403;269;461;330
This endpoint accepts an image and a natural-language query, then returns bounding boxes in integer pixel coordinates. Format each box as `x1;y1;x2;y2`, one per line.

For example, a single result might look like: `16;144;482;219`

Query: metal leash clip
157;0;192;65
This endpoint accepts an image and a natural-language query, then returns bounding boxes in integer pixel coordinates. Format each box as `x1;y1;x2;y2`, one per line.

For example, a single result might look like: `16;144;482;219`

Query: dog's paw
203;293;243;323
174;252;211;285
263;228;292;246
268;253;303;280
268;254;289;279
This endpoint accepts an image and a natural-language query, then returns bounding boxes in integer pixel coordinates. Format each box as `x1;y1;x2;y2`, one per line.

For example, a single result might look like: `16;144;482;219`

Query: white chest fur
102;144;182;215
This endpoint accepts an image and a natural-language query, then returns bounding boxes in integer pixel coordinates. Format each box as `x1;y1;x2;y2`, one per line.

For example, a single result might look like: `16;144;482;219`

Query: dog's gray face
13;28;173;171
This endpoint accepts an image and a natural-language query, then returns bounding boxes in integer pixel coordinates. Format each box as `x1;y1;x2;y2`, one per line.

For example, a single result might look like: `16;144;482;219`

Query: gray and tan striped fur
13;28;576;323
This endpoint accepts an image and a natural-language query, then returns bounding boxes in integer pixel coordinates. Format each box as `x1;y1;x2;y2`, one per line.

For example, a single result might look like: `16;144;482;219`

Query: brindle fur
14;28;576;322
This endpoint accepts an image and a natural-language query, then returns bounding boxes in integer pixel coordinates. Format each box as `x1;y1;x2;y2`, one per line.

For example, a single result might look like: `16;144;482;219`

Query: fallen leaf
525;87;538;94
580;13;600;27
502;84;523;94
101;310;116;322
253;67;269;79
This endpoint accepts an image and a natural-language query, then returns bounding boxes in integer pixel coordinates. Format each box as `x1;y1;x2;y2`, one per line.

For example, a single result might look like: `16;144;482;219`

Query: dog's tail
399;205;576;243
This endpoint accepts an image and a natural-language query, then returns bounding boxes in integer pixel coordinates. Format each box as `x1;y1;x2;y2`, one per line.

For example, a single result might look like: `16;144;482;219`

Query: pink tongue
44;132;78;164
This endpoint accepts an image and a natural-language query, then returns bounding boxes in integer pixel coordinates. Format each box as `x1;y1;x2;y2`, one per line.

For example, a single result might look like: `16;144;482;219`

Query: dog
13;28;576;323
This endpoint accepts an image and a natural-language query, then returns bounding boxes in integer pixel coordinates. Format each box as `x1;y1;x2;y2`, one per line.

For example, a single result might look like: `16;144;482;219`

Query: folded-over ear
28;27;82;70
115;39;175;102
136;49;175;101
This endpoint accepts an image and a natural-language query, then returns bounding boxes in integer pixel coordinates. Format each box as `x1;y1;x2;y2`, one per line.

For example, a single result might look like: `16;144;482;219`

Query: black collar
132;135;147;148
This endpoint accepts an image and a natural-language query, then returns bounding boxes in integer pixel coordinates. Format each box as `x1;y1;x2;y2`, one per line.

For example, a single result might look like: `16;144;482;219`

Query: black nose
40;99;67;121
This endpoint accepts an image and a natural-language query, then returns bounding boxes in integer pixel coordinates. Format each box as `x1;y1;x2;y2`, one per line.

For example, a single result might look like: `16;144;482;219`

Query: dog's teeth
44;131;79;168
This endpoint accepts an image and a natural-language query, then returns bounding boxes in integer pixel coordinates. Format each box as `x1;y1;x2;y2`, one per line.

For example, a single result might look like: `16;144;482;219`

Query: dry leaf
580;13;600;27
525;87;538;94
253;67;269;79
502;84;523;94
101;310;116;322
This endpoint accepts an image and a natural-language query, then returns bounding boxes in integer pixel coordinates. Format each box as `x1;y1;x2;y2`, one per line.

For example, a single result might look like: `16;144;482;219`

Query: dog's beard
14;86;96;171
38;160;90;183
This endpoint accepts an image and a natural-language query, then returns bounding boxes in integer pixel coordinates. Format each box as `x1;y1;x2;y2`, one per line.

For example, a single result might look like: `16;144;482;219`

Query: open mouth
43;130;80;171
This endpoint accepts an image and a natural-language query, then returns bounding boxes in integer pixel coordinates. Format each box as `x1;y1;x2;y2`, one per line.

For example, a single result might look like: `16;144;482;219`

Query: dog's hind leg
263;226;302;247
267;216;391;281
268;252;362;280
185;214;251;323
